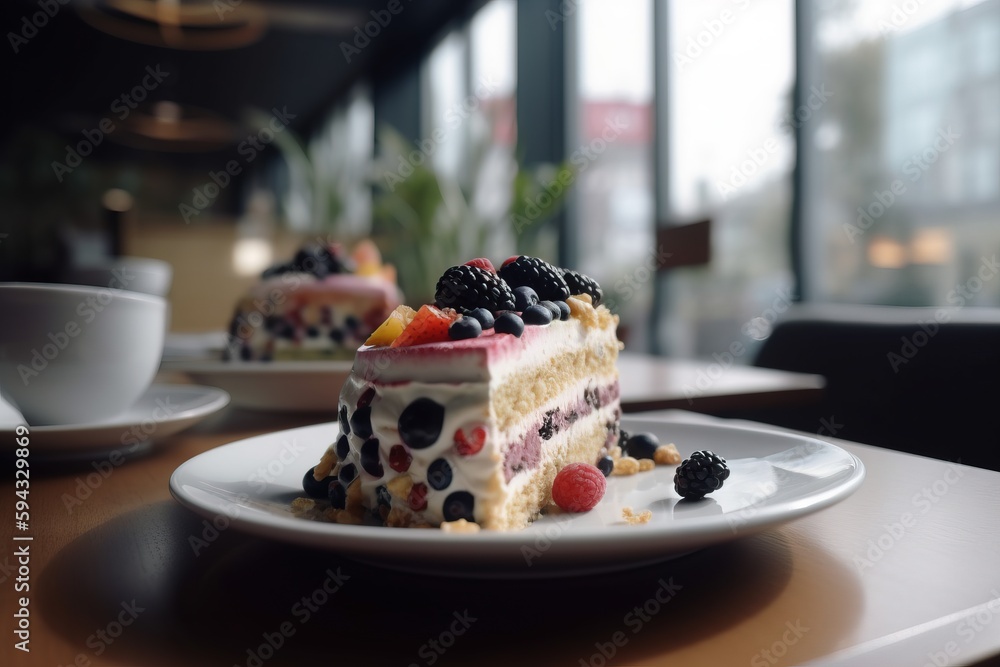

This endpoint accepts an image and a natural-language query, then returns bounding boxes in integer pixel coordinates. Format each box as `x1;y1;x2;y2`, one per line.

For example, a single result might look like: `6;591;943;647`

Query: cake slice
224;241;401;362
303;256;622;530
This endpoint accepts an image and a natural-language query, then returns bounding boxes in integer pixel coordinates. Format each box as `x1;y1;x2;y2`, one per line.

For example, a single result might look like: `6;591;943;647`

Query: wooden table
4;406;999;667
618;353;825;412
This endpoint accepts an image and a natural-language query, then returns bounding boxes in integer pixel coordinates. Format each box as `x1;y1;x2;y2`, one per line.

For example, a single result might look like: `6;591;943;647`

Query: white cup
60;257;173;297
0;283;167;426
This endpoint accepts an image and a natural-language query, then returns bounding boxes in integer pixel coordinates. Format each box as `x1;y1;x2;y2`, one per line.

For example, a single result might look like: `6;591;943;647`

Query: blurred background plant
370;125;571;303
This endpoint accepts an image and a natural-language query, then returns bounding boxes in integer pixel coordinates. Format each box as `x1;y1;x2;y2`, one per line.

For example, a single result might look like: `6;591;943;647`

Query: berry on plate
674;450;731;500
551;462;607;512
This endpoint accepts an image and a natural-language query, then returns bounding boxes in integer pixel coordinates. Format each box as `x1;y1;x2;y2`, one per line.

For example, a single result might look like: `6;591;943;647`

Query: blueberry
302;466;331;498
306;325;320;338
468;307;495;329
626;432;660;460
265;315;283;332
427;458;453;490
376;485;392;508
513;285;539;311
350;406;373;440
494;312;524;337
398;398;445;449
449;317;482;340
335;434;350;460
339;462;358;485
328;480;347;509
522;304;553;326
345;315;361;330
442;491;475;522
329;329;345;344
555;301;571;321
278;323;296;340
360;439;383;478
338;405;351;436
539;301;561;319
596;456;614;477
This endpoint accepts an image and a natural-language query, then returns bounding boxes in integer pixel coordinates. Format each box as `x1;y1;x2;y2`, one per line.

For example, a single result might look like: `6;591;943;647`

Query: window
800;0;1000;307
658;0;795;357
572;0;655;346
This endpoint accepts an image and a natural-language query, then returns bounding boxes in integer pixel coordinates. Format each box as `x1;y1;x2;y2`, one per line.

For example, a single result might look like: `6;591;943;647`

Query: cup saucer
0;384;229;456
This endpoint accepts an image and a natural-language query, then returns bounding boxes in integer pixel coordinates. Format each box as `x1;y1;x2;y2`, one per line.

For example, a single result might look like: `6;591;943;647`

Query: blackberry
674;450;731;500
499;256;571;302
560;268;603;306
435;265;515;313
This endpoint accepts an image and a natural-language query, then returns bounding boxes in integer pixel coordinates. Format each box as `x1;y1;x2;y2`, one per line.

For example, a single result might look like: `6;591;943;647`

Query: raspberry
560;268;604;306
464;257;496;274
674;450;731;500
454;426;486;455
499;256;571;302
390;304;456;347
435;265;516;313
551;463;607;512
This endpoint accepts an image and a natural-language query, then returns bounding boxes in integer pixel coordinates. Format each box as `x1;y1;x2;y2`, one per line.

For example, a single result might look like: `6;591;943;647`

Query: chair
722;304;1000;471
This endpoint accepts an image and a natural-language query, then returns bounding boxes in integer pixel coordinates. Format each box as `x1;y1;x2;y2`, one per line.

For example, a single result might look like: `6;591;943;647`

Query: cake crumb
613;456;640;476
622;507;653;525
638;458;656;472
654;443;682;466
441;519;481;533
314;448;338;480
291;497;317;513
387;474;414;499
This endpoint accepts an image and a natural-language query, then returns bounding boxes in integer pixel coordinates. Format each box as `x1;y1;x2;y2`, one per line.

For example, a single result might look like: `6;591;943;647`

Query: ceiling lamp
109;100;238;151
76;0;268;50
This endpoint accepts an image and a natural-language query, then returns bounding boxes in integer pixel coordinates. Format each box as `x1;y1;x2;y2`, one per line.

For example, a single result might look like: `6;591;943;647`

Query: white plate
161;359;351;412
2;384;229;455
169;415;864;577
